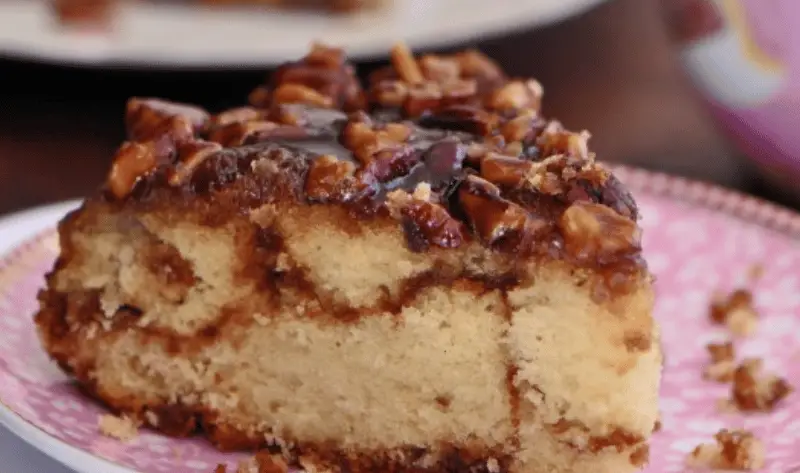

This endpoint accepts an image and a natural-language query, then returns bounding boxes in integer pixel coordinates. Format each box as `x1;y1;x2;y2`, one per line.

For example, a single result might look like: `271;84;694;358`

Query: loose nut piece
686;429;765;471
168;141;223;186
730;357;792;412
272;83;334;108
107;141;159;199
126;97;209;142
704;341;737;382
559;201;640;261
391;42;424;84
709;288;758;336
487;80;543;112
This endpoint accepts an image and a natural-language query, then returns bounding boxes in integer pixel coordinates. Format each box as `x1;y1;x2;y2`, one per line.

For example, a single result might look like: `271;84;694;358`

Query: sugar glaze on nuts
103;43;645;291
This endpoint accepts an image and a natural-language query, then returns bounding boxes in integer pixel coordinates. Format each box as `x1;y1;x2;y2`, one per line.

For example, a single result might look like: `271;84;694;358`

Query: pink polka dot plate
0;166;798;473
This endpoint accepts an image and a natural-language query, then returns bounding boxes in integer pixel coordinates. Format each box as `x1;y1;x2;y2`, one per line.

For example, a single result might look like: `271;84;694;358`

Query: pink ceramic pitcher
665;0;800;199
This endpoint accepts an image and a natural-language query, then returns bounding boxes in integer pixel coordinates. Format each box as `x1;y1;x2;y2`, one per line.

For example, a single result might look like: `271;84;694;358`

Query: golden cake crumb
98;414;140;442
686;429;764;471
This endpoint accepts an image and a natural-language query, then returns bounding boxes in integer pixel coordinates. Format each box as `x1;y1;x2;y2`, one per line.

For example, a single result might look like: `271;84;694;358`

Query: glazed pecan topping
459;175;539;245
100;42;642;271
559;201;641;262
107;141;161;199
126;98;209;142
168;141;224;187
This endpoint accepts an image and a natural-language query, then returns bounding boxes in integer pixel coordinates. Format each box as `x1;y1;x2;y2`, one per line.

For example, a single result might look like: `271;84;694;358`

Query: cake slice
35;44;661;473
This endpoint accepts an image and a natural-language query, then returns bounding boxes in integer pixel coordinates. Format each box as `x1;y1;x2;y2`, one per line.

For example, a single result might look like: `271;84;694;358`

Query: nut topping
480;154;534;187
97;42;645;285
487;80;543;112
458;175;535;245
107;141;160;199
419;55;461;83
272;84;335;108
387;185;465;251
208;121;281;147
210;107;265;127
126;97;209;142
305;154;361;202
559;202;641;262
390;43;424;84
168;141;223;186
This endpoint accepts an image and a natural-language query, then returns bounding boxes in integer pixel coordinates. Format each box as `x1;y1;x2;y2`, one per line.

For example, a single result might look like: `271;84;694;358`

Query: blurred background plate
0;0;609;69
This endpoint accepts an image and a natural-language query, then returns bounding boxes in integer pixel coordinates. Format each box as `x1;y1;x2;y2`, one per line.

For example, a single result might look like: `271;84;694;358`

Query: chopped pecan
371;80;409;108
686;430;765;471
272;83;334;108
710;289;758;336
390;43;424;84
341;120;411;164
480;154;534;187
487;80;543;112
707;341;735;363
501;109;542;143
730;358;792;412
536;122;591;160
419;55;461;83
455;49;506;85
418;105;498;136
305;154;362;202
168;141;223;186
458;175;538;245
404;81;443;117
210;107;265;127
125;97;209;142
361;146;421;183
207;121;280;147
107;141;160;199
305;42;347;69
387;185;464;251
559;201;641;262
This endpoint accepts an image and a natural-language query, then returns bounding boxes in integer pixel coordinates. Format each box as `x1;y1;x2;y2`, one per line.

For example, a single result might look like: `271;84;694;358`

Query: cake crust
35;44;660;473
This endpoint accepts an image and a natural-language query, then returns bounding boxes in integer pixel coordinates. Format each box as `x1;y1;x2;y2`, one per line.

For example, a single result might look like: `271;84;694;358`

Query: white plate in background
0;0;608;68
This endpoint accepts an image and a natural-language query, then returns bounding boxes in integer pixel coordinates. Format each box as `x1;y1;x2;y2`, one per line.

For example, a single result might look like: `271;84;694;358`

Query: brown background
0;0;763;216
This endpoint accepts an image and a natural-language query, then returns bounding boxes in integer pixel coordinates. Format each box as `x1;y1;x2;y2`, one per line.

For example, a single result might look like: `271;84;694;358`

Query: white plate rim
0;400;137;473
0;0;609;69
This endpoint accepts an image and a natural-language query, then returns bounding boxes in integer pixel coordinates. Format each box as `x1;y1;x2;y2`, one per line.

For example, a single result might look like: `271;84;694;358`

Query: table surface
0;0;791;471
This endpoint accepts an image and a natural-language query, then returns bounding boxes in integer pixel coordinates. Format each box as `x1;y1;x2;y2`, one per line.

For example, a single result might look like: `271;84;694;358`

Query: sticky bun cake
35;43;661;473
